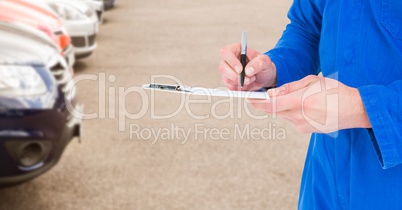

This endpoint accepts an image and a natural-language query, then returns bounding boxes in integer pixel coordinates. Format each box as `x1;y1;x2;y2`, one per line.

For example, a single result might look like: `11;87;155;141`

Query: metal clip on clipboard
147;84;192;93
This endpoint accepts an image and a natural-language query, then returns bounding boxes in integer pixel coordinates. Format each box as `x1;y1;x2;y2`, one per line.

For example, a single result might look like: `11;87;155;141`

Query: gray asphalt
0;0;310;209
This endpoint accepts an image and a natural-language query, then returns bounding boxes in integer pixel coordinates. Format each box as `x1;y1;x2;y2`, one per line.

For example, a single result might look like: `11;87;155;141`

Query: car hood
76;0;103;11
0;1;62;31
0;22;59;67
51;0;91;14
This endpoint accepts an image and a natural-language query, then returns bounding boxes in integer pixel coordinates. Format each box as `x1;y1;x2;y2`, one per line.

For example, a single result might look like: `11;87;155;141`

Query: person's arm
248;72;402;169
219;0;325;90
266;0;324;86
358;82;402;169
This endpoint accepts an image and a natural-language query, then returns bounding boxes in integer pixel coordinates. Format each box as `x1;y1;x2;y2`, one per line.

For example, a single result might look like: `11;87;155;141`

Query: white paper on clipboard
142;83;269;100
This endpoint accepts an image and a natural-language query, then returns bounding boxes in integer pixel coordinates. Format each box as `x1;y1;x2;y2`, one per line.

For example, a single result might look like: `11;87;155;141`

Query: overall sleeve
265;0;323;86
359;82;402;169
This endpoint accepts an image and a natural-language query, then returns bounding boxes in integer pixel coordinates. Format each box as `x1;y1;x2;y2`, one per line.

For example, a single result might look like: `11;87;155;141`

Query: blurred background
0;0;311;209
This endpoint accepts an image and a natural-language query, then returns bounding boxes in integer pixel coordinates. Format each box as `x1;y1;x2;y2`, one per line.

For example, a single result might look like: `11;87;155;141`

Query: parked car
0;22;81;187
0;62;78;187
77;0;104;23
0;0;75;68
102;0;115;10
44;0;99;59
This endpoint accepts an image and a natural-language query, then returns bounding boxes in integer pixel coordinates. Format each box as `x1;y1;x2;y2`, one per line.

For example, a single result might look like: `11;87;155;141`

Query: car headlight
48;3;87;20
0;65;47;97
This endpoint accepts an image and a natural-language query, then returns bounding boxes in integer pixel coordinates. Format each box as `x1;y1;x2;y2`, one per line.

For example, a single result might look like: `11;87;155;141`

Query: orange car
0;0;75;67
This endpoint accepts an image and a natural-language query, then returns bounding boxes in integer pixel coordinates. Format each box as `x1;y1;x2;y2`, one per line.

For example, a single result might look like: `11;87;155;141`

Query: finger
268;75;319;97
274;110;297;123
246;81;265;91
222;76;237;86
244;54;272;77
220;43;243;74
248;98;269;111
249;92;300;113
248;102;298;124
243;76;256;87
219;60;239;83
223;75;256;90
222;76;238;90
220;59;256;88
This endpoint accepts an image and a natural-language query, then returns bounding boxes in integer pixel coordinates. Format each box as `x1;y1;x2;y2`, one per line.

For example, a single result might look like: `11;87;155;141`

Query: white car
44;0;100;59
0;22;74;98
77;0;104;23
1;0;75;68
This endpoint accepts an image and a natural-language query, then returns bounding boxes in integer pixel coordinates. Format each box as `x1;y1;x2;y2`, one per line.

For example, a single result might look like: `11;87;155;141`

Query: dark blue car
0;62;81;187
0;21;82;187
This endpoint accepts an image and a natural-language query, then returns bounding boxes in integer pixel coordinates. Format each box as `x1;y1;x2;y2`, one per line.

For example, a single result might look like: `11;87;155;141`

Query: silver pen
240;32;247;87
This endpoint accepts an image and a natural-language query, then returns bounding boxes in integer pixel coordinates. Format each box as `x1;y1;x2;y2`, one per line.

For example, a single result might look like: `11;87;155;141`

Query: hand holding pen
219;33;277;91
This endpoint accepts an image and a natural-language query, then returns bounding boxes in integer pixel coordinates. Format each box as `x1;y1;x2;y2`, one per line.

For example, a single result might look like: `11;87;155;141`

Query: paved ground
0;0;311;209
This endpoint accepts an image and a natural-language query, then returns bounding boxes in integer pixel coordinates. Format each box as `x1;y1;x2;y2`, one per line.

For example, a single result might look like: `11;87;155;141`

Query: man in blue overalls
219;0;402;209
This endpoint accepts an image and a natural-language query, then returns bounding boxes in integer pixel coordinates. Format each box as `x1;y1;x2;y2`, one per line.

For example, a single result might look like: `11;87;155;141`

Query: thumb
268;75;319;97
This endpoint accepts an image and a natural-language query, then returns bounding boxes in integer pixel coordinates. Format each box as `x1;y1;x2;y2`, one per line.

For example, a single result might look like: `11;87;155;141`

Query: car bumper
0;104;82;187
63;18;98;59
63;44;75;68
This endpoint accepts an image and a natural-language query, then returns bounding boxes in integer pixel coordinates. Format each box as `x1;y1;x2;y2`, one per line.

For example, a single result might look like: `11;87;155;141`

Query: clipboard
142;84;270;100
